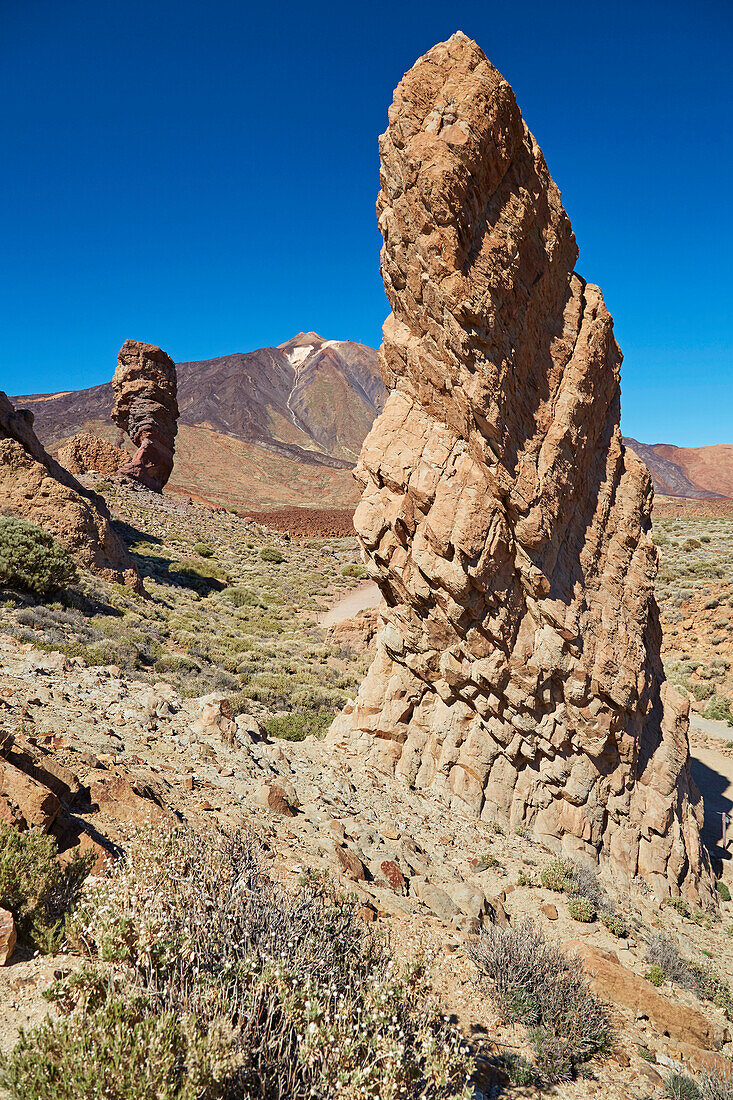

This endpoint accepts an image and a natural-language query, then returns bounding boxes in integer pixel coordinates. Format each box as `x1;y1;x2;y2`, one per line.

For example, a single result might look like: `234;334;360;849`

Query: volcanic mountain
623;438;733;500
12;334;387;511
11;336;731;511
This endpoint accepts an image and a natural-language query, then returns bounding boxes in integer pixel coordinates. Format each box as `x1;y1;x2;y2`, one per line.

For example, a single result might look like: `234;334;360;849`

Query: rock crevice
329;32;712;902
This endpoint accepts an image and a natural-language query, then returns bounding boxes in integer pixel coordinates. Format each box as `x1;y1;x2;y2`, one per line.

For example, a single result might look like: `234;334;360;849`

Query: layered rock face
330;33;712;902
112;340;179;492
0;393;142;592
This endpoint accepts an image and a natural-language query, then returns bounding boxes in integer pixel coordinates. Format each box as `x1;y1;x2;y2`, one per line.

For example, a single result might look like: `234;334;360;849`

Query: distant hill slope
623;438;731;500
12;342;731;510
12;333;387;510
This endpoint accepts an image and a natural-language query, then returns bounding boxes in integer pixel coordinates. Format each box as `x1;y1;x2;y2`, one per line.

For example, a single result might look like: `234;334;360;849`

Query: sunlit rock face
113;340;178;492
330;32;713;903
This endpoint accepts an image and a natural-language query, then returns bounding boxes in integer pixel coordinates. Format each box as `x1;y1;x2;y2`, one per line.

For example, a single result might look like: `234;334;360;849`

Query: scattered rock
332;843;369;882
541;903;559;920
411;878;461;922
380;859;407;894
257;783;298;818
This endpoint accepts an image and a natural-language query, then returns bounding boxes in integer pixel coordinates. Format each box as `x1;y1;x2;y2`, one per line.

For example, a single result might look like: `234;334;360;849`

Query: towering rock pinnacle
330;33;712;902
112;340;179;492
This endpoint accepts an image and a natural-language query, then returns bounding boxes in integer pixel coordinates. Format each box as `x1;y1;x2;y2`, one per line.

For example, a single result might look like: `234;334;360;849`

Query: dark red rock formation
112;340;179;492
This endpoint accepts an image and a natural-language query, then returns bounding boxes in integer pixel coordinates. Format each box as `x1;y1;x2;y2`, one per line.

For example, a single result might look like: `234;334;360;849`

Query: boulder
56;432;127;477
112;340;178;492
0;393;142;592
0;908;16;965
564;940;724;1050
329;32;712;904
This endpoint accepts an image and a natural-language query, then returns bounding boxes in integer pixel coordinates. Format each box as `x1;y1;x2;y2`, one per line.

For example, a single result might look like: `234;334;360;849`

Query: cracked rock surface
329;32;712;904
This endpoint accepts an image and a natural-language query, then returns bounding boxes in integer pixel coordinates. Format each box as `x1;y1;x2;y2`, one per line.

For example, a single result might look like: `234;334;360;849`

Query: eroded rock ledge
329;32;713;903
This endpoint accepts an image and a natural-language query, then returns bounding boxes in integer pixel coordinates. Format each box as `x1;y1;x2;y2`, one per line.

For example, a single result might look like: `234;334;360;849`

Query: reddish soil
239;507;356;538
654;497;733;519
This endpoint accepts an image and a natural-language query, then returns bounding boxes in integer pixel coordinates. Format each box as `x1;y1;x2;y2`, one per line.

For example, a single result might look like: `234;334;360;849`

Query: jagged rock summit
330;33;713;902
0;393;142;592
112;340;179;492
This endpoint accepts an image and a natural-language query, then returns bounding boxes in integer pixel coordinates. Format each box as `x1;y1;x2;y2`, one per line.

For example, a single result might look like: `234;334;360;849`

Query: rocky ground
2;486;733;1097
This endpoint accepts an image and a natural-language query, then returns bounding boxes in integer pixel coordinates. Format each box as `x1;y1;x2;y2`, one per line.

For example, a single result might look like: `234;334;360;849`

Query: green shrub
259;546;285;564
540;858;575;893
567;896;596;923
340;563;367;579
192;542;213;558
703;697;733;726
645;963;665;987
263;707;334;741
717;881;732;902
0;996;222;1100
601;912;628;937
0;825;93;952
0;517;77;597
693;681;715;701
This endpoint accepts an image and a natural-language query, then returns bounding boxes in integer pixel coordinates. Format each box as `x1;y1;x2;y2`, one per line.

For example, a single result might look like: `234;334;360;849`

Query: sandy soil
318;581;381;626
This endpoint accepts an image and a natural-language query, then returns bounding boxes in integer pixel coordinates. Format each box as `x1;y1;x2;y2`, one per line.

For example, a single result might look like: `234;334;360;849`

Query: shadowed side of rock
0;392;142;593
112;340;179;492
329;32;713;904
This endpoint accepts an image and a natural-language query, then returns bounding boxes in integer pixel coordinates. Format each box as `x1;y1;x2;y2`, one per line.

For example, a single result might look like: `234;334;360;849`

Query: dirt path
318;581;381;627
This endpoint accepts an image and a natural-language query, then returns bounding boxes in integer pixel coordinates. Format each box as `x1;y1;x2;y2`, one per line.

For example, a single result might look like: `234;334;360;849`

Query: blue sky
1;0;731;444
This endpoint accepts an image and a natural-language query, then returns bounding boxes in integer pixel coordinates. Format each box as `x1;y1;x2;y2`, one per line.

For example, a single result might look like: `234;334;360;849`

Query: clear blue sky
2;0;731;444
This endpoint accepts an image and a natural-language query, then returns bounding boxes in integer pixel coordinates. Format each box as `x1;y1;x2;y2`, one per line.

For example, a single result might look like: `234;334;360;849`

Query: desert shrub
666;896;691;918
467;920;611;1082
540;858;575;892
193;542;214;558
717;881;732;902
601;912;628;937
646;963;665;987
340;563;367;579
703;697;733;726
567;895;596;923
666;1074;702;1100
222;585;265;608
0;996;224;1100
263;707;334;741
494;1051;541;1087
693;681;716;701
57;827;472;1100
0;825;93;952
259;547;285;564
0;517;77;597
698;1068;733;1100
645;934;733;1010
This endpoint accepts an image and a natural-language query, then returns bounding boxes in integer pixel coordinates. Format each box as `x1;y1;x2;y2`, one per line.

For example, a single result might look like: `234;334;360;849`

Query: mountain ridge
11;337;732;510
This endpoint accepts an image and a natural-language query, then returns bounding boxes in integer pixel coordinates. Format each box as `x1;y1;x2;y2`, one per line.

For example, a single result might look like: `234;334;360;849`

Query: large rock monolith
112;340;178;492
329;33;712;903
